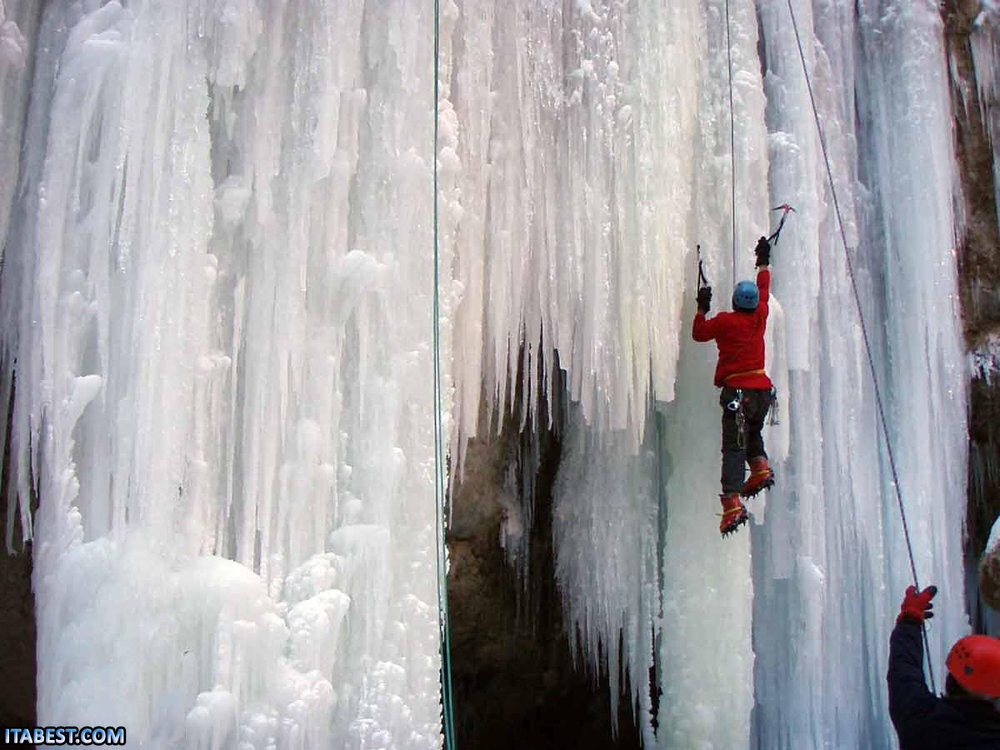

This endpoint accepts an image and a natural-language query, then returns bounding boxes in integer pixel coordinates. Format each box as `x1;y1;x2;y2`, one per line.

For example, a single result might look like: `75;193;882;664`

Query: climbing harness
724;386;778;445
723;368;766;384
784;0;936;692
433;0;459;745
726;388;748;449
726;390;743;413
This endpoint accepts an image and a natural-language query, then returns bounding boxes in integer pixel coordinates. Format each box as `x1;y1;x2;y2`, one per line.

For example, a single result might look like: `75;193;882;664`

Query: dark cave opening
446;353;644;750
0;373;36;727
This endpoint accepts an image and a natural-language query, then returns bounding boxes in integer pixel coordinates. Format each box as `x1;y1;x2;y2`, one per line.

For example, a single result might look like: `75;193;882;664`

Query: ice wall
441;3;767;745
755;2;966;747
0;1;974;749
752;3;967;747
2;1;446;748
446;1;969;749
445;0;701;455
0;0;40;264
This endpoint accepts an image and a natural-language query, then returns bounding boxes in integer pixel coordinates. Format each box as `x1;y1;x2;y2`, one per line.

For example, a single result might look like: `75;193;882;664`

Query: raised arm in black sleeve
888;618;937;734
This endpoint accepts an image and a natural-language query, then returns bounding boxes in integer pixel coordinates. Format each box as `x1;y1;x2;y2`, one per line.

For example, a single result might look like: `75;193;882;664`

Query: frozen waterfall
0;1;975;749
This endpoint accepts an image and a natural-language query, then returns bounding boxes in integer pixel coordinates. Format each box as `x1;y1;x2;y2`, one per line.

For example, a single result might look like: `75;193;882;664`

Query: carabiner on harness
726;388;744;412
727;388;747;449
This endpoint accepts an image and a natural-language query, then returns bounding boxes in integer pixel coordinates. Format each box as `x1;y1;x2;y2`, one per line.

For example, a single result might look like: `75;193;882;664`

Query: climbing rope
784;0;936;692
725;0;737;286
433;0;459;746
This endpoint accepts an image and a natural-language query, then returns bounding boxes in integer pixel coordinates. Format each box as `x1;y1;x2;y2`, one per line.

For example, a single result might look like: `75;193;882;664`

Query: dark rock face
0;537;34;728
447;381;641;750
0;382;35;726
0;0;45;729
942;1;1000;614
946;3;1000;347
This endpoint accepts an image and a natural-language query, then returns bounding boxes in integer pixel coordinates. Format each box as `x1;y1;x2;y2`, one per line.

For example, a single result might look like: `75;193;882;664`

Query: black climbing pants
719;386;772;494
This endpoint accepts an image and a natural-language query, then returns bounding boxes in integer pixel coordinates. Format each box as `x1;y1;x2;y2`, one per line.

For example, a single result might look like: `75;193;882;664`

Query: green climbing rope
432;0;458;747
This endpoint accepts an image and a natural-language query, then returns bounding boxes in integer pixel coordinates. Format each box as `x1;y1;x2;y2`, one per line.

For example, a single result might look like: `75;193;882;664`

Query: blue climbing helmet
732;280;759;311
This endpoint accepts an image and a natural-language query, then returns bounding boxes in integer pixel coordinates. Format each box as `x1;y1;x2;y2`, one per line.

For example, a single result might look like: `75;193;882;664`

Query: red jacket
692;268;773;390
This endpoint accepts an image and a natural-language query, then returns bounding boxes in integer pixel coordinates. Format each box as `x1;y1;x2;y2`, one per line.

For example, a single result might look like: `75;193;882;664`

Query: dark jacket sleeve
692;312;718;342
887;617;938;732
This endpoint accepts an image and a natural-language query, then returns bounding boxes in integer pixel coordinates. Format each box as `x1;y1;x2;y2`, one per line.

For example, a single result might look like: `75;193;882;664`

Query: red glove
898;585;937;623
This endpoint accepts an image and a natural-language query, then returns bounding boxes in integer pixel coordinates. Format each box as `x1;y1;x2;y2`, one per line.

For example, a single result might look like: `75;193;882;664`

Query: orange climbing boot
741;455;774;498
719;493;748;537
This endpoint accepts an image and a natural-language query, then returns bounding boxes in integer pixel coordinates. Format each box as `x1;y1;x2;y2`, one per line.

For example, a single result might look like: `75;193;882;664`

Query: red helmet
946;635;1000;697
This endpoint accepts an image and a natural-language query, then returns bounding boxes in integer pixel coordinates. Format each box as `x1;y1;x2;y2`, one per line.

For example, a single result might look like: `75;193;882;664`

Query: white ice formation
0;1;979;749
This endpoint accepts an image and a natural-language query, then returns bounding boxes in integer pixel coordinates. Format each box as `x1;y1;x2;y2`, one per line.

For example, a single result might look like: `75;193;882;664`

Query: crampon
741;456;774;498
719;493;748;537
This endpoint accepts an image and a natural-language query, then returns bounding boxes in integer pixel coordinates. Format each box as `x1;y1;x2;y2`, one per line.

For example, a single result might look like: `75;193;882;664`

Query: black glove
755;236;771;268
696;286;712;314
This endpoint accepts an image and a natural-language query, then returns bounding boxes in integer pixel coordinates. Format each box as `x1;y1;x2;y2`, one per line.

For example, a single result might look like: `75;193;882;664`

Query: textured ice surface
3;1;444;748
970;5;1000;230
457;2;968;748
0;1;973;749
0;0;39;267
988;515;1000;556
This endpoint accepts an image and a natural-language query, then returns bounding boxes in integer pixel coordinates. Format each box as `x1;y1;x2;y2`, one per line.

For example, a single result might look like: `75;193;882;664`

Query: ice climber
889;585;1000;748
692;236;775;537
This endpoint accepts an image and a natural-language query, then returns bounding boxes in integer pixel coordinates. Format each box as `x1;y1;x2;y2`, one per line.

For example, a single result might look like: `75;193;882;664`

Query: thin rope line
725;0;737;286
784;0;935;693
433;0;458;745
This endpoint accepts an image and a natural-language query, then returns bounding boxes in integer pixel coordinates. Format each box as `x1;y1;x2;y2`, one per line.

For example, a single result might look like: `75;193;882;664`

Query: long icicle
725;0;737;286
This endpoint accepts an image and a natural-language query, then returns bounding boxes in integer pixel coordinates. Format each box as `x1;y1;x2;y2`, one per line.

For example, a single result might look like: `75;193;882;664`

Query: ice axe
766;204;796;245
696;244;710;290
